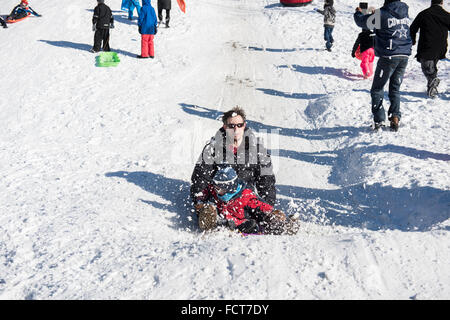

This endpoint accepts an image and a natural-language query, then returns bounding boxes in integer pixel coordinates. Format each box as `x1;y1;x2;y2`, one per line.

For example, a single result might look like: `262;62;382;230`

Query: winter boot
373;122;385;131
283;214;300;235
389;116;399;132
263;209;287;235
196;203;218;231
427;78;440;98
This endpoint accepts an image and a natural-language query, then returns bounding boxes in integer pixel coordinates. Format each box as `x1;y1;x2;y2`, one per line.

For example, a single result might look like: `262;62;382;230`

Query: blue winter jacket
138;0;157;35
354;1;412;57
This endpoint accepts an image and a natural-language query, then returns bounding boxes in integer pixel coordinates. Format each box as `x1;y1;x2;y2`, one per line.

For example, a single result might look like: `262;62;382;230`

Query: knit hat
384;0;400;4
212;166;239;194
325;0;334;6
431;0;443;5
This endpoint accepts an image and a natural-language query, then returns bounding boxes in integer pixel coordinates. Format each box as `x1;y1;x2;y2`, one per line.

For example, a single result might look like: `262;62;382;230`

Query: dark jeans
93;28;110;52
370;56;408;123
158;8;170;25
420;58;439;88
324;25;334;50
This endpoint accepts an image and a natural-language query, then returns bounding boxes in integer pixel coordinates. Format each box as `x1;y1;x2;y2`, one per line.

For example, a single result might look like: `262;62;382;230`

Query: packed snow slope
0;0;449;299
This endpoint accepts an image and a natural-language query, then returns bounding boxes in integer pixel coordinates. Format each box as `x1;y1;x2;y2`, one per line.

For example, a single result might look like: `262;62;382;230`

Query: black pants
158;8;170;25
93;28;110;52
420;59;439;88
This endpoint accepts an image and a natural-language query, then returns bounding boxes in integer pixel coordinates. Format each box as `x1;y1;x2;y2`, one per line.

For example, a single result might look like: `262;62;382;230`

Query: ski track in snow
0;0;449;299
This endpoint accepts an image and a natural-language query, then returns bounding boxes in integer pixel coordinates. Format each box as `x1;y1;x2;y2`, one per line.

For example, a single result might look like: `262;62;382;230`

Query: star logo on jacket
393;25;409;39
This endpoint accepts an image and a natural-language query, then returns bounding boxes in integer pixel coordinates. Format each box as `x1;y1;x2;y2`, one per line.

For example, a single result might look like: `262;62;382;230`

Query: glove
313;8;318;11
155;26;158;35
92;24;96;32
110;23;114;29
352;52;356;58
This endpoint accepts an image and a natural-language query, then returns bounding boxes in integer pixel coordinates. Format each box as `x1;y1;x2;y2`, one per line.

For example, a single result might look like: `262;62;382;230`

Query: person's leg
141;34;149;57
370;57;395;124
165;9;170;27
148;34;155;57
102;29;110;51
420;59;437;88
387;57;408;122
360;50;370;77
158;7;163;23
128;2;135;20
93;29;102;52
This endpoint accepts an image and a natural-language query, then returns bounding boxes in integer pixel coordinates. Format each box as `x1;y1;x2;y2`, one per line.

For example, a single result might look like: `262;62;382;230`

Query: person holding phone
354;0;412;131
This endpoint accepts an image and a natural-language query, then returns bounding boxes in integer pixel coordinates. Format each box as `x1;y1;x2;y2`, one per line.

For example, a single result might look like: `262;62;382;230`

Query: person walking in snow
91;0;114;53
191;106;276;212
351;28;375;78
194;166;298;235
157;0;171;28
6;0;41;21
354;0;412;132
137;0;158;58
314;0;336;52
121;0;141;20
410;0;450;98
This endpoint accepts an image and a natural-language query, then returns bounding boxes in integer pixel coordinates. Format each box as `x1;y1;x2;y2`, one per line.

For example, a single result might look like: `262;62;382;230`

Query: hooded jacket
410;4;450;61
138;0;158;34
354;0;412;57
93;2;113;29
317;2;336;26
191;127;276;206
352;29;375;56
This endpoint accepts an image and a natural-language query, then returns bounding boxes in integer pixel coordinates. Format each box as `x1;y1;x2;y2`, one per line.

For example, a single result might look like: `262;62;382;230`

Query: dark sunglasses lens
227;123;244;128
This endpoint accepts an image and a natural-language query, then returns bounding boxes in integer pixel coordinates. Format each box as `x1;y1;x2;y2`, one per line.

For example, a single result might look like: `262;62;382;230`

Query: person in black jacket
157;0;171;28
91;0;114;53
191;106;276;209
410;0;450;98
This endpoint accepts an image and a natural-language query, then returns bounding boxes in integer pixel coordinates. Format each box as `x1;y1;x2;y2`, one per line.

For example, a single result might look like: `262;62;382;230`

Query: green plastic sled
96;52;120;67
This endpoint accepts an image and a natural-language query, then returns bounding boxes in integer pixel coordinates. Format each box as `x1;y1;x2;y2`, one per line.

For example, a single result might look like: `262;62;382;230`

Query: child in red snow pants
360;47;375;78
141;34;154;58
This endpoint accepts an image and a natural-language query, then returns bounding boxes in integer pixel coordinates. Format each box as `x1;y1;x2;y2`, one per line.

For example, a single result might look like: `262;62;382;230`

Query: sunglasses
226;122;245;129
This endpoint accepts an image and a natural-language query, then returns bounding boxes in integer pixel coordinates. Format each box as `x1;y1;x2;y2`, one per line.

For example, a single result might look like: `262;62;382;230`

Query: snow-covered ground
0;0;449;300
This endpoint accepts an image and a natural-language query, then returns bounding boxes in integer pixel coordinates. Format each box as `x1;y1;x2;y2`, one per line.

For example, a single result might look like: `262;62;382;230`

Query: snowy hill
0;0;449;300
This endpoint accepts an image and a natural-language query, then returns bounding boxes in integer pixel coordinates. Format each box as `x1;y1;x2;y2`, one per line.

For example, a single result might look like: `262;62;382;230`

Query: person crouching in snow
351;28;375;78
195;166;299;235
91;0;114;53
7;0;41;21
137;0;158;59
315;0;336;52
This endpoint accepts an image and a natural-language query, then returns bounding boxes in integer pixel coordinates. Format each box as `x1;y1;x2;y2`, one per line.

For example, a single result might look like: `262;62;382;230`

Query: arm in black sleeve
92;6;99;25
351;34;361;57
255;143;276;206
409;14;421;45
190;142;217;204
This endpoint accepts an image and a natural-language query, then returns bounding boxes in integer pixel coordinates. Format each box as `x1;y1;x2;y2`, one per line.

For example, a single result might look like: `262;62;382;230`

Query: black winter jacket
191;127;276;206
352;29;375;57
410;4;450;61
93;3;114;29
158;0;172;10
